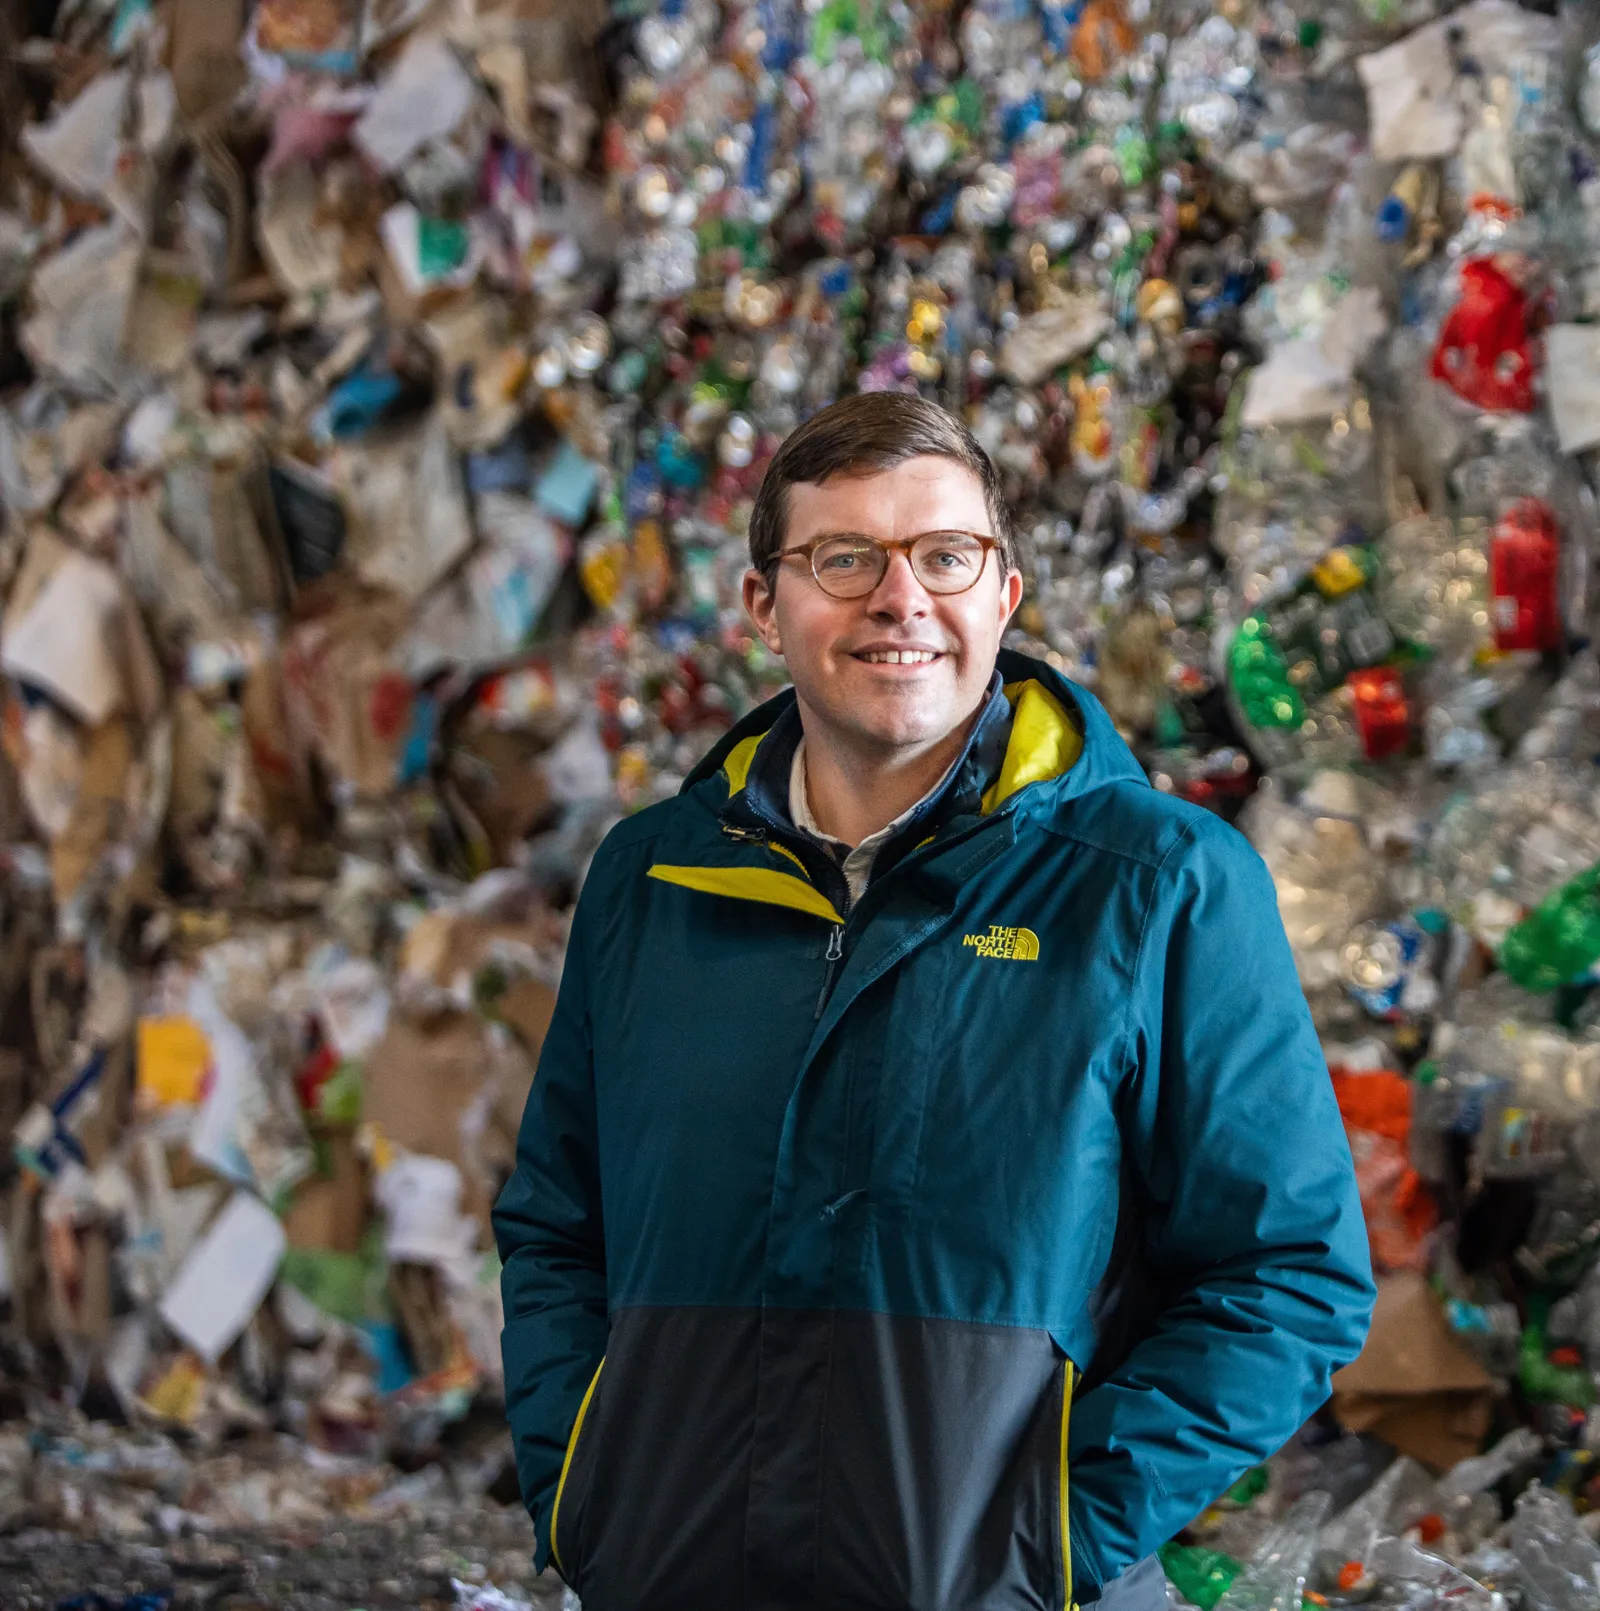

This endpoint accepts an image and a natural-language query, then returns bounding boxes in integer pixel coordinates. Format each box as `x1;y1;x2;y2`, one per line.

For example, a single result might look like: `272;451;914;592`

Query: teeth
860;650;937;664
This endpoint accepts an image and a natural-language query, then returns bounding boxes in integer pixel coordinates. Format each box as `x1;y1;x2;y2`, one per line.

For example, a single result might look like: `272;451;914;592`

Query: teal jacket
494;648;1374;1611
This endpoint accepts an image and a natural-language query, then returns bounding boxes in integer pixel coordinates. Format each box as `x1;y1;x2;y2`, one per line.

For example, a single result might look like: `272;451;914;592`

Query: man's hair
747;392;1017;585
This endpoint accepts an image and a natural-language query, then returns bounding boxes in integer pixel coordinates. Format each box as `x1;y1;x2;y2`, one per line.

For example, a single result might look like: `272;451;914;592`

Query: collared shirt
789;738;963;908
740;670;1015;920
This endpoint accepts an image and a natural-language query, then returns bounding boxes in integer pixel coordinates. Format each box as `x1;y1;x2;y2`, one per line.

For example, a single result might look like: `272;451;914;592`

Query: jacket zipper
729;794;856;918
550;1356;605;1577
815;924;843;1019
1061;1358;1076;1611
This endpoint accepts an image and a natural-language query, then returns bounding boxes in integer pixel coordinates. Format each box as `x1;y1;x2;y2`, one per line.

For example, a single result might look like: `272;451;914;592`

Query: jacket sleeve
1067;815;1376;1598
493;874;609;1574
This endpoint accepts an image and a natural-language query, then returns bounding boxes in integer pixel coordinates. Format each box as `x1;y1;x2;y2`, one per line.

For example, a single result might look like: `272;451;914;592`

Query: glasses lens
912;532;988;593
811;537;884;598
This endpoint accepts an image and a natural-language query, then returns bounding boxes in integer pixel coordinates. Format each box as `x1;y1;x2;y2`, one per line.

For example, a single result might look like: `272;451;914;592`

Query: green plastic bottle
1500;861;1600;993
1159;1543;1242;1610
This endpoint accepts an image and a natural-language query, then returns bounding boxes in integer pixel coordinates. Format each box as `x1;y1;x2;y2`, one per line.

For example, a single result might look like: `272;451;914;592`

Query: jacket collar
734;670;1010;832
653;651;1144;925
683;648;1141;816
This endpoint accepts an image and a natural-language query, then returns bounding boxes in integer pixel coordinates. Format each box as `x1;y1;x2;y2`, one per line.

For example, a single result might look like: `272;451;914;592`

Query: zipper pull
815;925;844;1020
721;823;766;845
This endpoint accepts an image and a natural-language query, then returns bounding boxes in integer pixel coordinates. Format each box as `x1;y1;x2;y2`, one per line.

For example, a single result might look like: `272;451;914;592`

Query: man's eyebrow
784;529;994;544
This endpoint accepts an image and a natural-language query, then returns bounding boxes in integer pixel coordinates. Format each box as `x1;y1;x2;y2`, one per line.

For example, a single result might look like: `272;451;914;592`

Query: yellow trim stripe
551;1357;605;1574
983;681;1085;815
767;841;811;877
647;864;844;924
1061;1358;1075;1611
722;732;766;796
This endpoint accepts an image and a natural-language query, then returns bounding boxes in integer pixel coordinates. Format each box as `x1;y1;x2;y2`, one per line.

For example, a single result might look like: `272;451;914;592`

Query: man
495;392;1374;1611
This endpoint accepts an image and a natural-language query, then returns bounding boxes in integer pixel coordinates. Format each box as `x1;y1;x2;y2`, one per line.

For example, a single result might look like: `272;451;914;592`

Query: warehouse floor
1;1503;559;1610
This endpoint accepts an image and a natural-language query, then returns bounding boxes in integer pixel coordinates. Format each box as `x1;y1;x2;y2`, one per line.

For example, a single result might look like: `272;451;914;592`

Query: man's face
743;456;1024;758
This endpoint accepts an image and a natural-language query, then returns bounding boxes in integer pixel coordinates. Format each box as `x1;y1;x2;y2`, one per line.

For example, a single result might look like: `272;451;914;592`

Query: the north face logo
962;924;1040;961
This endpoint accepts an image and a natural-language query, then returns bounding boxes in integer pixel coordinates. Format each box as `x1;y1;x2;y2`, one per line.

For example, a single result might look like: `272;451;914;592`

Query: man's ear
743;568;784;657
998;563;1025;631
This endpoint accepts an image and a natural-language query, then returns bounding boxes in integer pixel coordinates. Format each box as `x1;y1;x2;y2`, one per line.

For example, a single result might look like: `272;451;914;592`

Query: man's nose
866;550;932;618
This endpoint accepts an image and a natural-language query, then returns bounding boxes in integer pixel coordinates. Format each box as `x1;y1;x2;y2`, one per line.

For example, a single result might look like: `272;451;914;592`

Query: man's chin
825;701;965;755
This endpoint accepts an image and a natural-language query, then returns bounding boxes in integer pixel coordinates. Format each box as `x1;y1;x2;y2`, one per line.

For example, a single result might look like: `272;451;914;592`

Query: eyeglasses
773;530;1002;600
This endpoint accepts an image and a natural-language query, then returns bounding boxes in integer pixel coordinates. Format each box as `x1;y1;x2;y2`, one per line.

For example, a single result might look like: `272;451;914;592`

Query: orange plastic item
1330;1067;1439;1272
1337;1562;1365;1592
1330;1067;1412;1141
1417;1513;1447;1545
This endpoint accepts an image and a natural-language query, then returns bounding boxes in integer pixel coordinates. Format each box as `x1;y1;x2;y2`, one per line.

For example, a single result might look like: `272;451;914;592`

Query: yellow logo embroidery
962;924;1040;961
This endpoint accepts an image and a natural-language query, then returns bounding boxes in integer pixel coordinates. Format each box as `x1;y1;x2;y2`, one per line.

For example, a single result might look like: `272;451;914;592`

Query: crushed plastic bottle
1509;1486;1600;1611
1213;1492;1333;1611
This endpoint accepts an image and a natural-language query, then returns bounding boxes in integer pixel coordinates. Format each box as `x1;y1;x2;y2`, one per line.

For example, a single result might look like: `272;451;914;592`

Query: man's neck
797;709;980;849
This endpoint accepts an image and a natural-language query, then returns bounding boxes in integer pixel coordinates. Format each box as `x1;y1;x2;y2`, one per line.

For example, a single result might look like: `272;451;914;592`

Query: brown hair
747;392;1017;585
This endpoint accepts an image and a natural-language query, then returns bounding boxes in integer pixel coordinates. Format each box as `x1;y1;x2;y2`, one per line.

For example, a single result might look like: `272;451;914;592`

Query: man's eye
819;551;864;570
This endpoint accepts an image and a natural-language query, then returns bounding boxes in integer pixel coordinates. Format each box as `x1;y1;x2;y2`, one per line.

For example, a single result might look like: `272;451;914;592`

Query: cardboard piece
334;415;474;605
257;164;345;298
163;453;286;615
362;1013;525;1235
362;1014;484;1168
121;495;237;652
12;697;85;841
1332;1271;1494;1470
498;975;556;1055
49;718;137;904
166;0;249;125
389;1259;456;1376
46;1219;113;1354
281;1129;367;1254
281;588;411;799
445;728;554;864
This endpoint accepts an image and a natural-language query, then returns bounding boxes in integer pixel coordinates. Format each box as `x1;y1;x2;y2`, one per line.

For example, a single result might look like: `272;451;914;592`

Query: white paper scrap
1;547;128;724
353;35;474;174
1357;0;1559;163
20;69;174;204
374;1153;477;1268
157;1190;286;1364
1545;325;1600;455
1240;288;1388;427
20;221;141;393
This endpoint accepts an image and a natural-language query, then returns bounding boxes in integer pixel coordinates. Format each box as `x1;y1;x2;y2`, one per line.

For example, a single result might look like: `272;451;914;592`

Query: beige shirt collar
789;737;960;908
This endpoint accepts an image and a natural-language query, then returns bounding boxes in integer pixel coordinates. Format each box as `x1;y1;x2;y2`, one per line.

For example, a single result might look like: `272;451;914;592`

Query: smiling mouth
852;649;943;665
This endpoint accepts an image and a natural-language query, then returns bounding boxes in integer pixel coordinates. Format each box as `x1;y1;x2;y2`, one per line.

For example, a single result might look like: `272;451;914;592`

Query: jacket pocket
550;1356;604;1582
816;1312;1064;1610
